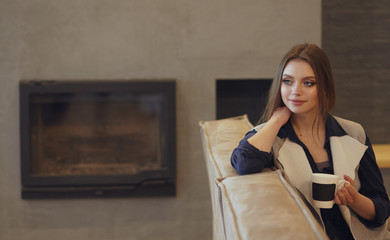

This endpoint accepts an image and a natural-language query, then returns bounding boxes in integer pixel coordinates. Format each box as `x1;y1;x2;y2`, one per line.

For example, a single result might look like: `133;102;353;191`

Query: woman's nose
292;84;302;95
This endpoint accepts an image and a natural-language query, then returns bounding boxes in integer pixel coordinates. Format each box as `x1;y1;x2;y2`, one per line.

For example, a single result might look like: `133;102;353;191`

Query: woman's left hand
334;175;359;206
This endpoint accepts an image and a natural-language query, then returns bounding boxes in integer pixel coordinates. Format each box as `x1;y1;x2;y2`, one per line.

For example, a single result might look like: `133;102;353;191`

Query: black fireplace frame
19;80;176;199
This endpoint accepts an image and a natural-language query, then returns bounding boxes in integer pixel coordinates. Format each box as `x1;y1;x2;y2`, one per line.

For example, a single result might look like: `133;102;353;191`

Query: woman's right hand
248;106;291;152
270;107;292;127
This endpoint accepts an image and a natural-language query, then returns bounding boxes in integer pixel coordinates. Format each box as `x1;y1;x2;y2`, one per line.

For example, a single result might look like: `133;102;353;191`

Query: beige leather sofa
199;115;329;240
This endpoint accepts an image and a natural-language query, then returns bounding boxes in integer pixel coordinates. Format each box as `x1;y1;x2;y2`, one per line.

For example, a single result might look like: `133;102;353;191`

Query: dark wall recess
216;79;272;125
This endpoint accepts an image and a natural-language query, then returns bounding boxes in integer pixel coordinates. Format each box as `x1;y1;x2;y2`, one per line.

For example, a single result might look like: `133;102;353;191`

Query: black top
231;115;389;240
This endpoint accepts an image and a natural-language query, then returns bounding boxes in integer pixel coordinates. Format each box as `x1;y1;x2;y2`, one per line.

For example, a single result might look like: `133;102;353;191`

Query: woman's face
280;59;319;117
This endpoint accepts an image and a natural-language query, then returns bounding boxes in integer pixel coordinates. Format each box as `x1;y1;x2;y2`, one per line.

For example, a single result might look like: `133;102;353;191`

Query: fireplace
19;80;176;198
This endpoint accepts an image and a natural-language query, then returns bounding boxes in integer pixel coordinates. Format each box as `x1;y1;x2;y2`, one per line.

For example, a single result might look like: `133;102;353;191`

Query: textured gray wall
323;1;390;143
0;0;321;239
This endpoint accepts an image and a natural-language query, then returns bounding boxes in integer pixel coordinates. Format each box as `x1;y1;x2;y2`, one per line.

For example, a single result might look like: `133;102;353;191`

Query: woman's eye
282;79;292;85
304;81;316;87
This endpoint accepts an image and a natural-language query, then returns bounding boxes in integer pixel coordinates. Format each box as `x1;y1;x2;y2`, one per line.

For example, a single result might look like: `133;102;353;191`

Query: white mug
312;173;348;209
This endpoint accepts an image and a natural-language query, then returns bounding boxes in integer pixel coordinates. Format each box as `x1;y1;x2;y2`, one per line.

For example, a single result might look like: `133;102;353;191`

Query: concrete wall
0;1;321;239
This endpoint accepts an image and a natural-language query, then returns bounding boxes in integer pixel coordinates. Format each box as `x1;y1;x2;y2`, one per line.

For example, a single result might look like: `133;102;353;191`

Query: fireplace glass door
20;80;176;198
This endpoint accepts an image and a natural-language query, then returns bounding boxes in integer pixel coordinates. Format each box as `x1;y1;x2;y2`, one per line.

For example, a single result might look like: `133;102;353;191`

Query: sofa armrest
200;115;253;239
217;170;328;240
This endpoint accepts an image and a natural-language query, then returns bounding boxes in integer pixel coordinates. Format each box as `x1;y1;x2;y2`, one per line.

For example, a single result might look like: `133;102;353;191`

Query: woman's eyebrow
282;74;316;80
303;76;316;81
282;74;293;78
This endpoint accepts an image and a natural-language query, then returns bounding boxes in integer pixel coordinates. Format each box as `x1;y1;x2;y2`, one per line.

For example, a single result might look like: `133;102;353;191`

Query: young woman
231;43;389;240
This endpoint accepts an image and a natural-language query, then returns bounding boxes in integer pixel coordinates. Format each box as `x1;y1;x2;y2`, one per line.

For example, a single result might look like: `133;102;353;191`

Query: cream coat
254;117;388;240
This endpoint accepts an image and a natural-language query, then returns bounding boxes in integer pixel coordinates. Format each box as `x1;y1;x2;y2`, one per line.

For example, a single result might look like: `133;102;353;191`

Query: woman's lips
289;99;306;106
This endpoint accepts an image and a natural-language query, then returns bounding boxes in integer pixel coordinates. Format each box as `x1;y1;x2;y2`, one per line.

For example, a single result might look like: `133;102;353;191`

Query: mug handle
336;179;349;192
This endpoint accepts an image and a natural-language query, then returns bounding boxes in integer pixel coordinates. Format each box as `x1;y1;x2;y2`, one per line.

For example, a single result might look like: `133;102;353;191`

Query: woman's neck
290;113;324;137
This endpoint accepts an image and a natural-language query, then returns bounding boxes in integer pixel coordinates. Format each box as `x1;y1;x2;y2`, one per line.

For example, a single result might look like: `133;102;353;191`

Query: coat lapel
277;138;313;206
330;135;367;181
330;135;367;228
